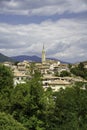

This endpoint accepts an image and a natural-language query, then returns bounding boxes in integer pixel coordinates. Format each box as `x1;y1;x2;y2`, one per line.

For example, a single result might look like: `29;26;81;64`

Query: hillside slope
0;53;13;62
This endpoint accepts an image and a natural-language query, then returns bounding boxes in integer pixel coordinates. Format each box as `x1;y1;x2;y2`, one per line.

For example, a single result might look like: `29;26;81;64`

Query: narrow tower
42;45;46;64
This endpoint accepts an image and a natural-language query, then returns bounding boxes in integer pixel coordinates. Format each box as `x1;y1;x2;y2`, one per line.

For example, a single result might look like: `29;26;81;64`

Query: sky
0;0;87;63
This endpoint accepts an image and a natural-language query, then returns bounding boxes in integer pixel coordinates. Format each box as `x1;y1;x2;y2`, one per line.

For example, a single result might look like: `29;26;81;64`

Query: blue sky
0;0;87;63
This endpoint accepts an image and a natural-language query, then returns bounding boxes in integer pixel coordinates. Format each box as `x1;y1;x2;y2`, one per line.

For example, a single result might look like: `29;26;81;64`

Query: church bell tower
42;45;46;64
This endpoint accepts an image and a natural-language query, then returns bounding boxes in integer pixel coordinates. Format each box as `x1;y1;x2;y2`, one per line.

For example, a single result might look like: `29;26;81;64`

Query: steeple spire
42;44;46;64
43;44;44;50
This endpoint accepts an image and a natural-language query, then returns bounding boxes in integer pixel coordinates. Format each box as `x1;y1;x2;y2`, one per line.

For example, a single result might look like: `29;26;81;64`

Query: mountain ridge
0;53;86;64
0;53;14;62
11;55;69;64
11;55;41;62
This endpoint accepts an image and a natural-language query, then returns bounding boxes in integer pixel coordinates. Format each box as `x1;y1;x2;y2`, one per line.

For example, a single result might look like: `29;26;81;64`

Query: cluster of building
2;46;87;91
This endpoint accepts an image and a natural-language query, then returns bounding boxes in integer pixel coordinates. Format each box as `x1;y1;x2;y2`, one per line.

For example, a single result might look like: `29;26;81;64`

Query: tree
60;70;71;77
10;70;46;130
50;85;87;130
70;63;87;79
0;64;13;90
29;62;36;75
0;112;27;130
78;62;84;71
0;65;14;112
42;87;55;130
68;64;72;69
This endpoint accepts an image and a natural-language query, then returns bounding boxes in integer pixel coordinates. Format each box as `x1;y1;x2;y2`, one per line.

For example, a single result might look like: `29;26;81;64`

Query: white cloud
0;0;87;16
0;17;87;62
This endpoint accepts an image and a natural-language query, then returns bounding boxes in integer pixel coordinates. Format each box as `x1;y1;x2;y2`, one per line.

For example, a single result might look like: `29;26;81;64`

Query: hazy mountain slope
11;55;41;62
11;55;68;63
0;53;13;62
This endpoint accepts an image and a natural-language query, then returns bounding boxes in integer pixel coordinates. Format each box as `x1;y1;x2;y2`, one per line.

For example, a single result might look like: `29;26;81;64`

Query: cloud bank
0;17;87;63
0;0;87;16
0;0;87;63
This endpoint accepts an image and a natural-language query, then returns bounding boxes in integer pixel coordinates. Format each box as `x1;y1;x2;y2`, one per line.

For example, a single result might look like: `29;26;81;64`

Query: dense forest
0;64;87;130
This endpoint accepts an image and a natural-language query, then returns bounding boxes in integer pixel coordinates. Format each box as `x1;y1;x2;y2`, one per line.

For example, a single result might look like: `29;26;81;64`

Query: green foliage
23;115;45;130
0;112;27;130
50;86;87;130
42;87;55;129
0;65;13;112
70;62;87;79
1;64;87;130
29;62;36;75
0;90;11;112
60;70;71;77
68;64;72;69
9;70;46;129
54;71;59;76
78;62;84;70
0;64;13;90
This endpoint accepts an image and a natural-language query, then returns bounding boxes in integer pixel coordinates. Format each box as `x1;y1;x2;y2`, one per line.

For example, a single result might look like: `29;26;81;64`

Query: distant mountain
82;60;87;64
11;55;41;62
0;53;14;62
11;55;68;64
0;53;86;64
0;53;70;64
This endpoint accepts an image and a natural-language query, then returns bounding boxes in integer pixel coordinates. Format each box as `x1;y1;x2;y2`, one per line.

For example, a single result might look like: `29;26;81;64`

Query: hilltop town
2;46;87;91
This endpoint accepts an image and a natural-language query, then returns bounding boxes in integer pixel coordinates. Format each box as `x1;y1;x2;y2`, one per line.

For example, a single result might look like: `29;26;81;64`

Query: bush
60;70;71;77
